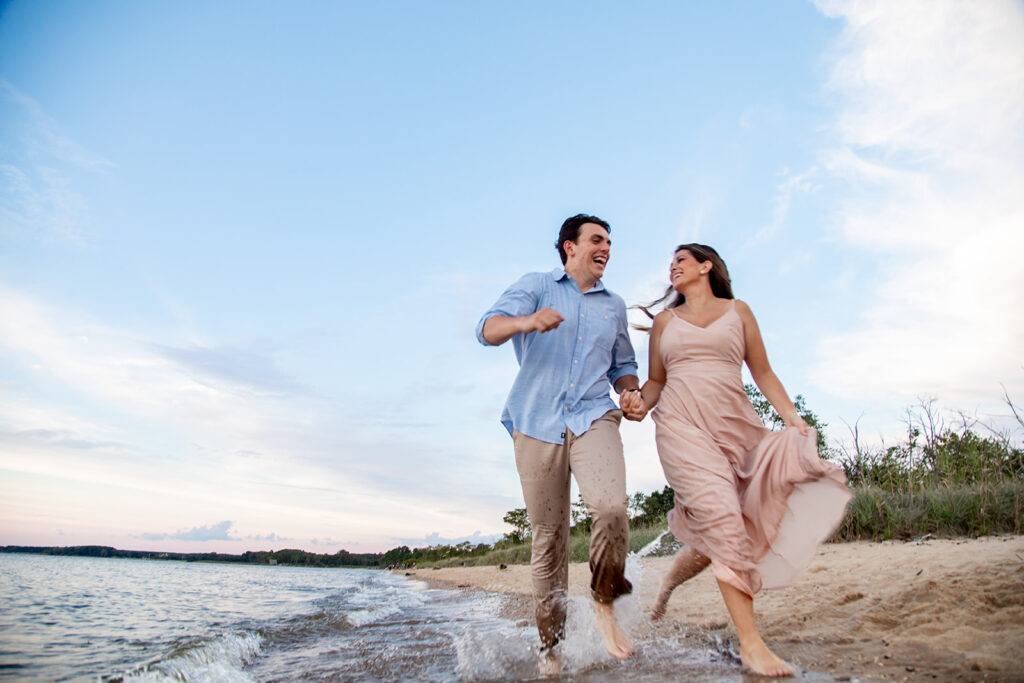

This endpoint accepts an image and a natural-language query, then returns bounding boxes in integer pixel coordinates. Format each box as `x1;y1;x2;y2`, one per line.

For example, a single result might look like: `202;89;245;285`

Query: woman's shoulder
732;299;753;315
651;309;675;329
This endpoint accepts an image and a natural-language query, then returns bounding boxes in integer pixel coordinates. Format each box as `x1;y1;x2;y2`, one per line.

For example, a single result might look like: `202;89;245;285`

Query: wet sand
406;535;1024;681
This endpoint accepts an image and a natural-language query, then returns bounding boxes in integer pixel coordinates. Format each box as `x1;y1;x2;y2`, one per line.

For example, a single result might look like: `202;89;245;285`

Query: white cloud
810;0;1024;405
142;520;237;542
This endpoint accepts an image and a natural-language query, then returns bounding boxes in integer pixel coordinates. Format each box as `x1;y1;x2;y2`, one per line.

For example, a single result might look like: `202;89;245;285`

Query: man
475;213;646;673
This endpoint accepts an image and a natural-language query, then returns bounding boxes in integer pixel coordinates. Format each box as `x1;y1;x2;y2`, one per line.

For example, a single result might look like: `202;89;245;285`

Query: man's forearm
482;308;565;345
613;375;640;394
481;315;527;346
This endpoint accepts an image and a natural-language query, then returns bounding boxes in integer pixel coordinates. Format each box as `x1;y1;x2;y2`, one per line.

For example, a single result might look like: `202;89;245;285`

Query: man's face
564;223;611;281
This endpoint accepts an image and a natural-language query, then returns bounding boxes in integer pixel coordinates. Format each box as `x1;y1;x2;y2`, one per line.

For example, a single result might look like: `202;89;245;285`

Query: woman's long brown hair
632;244;734;331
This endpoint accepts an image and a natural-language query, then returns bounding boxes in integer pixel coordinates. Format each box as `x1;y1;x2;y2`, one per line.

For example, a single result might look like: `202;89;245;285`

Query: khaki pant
512;410;632;651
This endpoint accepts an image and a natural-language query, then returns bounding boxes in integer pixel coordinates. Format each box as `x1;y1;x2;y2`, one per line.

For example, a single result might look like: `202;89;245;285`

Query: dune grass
834;480;1024;541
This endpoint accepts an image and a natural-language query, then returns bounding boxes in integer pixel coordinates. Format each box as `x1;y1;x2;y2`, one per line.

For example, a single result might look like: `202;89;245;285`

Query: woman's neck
679;282;716;310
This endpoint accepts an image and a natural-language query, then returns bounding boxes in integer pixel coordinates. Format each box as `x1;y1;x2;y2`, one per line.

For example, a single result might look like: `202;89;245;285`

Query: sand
404;535;1024;681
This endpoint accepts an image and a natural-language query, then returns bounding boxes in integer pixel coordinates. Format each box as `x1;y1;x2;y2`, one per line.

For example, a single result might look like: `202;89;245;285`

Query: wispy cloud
748;167;820;245
809;0;1024;404
151;343;312;397
0;80;113;242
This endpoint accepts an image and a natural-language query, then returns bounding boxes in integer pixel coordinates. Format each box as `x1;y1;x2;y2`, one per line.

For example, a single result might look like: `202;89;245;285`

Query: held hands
620;389;649;422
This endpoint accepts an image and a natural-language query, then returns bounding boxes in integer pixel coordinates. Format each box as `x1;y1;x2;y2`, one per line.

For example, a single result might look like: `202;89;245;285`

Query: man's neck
564;265;597;293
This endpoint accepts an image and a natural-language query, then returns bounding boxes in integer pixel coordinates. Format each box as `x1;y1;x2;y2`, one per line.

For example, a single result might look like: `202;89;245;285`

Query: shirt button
573;359;578;364
580;314;584;318
578;337;582;341
570;383;574;388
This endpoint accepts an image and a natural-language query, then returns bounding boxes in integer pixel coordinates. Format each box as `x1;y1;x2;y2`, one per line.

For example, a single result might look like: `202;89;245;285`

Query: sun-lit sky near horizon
2;1;1022;555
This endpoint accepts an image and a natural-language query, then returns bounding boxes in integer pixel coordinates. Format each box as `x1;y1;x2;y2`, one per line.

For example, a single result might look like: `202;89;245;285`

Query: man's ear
563;239;576;259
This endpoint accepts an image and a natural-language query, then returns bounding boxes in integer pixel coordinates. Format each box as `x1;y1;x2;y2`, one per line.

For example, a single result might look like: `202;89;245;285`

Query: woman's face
669;249;705;291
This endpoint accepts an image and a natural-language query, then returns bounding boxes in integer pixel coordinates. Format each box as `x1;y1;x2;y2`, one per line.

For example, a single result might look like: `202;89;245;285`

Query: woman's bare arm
735;300;808;433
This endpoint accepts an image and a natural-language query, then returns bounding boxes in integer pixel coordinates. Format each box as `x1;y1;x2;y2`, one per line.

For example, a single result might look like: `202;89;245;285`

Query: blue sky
2;1;1022;554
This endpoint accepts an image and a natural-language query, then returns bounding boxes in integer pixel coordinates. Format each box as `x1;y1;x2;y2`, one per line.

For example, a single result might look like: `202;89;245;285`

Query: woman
631;244;851;677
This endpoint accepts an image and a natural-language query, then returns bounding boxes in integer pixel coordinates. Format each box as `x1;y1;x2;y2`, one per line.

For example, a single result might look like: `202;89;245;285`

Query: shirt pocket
582;313;618;376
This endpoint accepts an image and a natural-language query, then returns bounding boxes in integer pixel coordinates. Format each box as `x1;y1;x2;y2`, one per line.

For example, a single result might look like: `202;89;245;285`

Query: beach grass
834;480;1024;541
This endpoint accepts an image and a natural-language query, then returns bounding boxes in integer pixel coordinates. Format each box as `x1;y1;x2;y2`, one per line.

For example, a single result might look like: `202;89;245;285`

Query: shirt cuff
475;313;497;346
608;365;639;387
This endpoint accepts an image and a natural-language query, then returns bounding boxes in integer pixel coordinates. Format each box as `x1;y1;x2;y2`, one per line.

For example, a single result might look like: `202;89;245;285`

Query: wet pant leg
567;410;633;604
513;429;571;651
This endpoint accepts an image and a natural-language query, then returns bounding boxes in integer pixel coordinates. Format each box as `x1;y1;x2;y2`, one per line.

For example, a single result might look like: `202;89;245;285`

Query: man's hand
619;389;649;422
524;307;564;333
481;308;565;345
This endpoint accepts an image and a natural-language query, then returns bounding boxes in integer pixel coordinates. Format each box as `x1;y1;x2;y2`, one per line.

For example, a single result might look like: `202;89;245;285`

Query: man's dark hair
555;214;611;265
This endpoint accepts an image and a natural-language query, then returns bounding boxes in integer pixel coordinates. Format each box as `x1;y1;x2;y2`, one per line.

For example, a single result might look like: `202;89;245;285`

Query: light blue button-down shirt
476;268;638;444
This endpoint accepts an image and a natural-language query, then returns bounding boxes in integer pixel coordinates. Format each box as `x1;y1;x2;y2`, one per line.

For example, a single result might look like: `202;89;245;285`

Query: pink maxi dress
652;302;851;597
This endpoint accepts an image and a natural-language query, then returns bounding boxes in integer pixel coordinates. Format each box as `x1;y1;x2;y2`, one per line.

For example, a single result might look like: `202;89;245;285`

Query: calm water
0;553;837;681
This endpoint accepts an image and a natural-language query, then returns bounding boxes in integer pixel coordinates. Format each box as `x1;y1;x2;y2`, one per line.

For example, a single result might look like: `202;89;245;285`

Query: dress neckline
670;302;735;330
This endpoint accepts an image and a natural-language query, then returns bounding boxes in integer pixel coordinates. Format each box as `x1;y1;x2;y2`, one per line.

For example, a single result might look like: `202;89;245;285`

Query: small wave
106;631;262;683
345;603;402;627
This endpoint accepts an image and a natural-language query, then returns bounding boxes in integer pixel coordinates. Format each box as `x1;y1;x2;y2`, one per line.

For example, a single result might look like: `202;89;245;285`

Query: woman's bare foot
651;547;709;622
538;650;562;676
650;588;671;621
593;601;634;660
740;638;795;677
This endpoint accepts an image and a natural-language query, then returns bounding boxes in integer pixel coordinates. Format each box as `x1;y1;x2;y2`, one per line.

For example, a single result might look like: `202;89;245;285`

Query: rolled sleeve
475;273;543;346
607;306;638;386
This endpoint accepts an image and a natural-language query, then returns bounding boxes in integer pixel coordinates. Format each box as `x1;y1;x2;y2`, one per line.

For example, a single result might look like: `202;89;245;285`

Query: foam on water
113;631;262;683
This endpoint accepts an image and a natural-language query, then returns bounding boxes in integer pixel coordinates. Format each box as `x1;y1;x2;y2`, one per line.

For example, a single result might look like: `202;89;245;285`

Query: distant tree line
0;545;381;567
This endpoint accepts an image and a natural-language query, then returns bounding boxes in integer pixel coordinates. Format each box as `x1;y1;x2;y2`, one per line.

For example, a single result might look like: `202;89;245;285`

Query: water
0;553;836;681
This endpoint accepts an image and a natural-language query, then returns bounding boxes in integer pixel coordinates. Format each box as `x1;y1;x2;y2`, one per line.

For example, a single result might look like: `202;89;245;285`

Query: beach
408;535;1024;681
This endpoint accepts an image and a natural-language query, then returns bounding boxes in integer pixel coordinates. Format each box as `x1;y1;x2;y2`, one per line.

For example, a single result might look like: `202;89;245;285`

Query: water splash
453;625;537;681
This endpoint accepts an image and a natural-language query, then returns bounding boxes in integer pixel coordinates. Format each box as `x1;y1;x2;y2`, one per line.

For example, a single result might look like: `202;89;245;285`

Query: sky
1;0;1022;554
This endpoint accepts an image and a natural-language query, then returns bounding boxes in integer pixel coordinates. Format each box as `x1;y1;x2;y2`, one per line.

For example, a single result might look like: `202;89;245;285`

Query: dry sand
405;536;1024;681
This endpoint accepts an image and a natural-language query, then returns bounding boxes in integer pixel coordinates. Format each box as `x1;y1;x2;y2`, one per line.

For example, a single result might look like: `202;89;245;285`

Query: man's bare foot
650;588;670;621
538;650;562;676
740;638;794;677
593;601;634;660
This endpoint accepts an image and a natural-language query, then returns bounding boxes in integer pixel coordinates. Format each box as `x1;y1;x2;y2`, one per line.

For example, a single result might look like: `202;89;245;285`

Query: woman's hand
783;412;810;435
620;389;648;421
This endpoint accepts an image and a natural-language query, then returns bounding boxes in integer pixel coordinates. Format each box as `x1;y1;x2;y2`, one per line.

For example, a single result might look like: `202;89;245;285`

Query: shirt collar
551;267;606;293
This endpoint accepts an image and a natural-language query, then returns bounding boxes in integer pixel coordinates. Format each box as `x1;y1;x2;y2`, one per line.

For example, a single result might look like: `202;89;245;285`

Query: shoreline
404;536;1024;681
